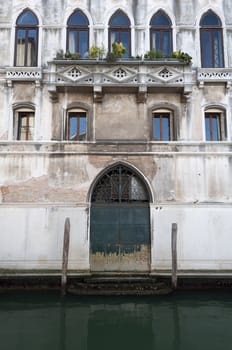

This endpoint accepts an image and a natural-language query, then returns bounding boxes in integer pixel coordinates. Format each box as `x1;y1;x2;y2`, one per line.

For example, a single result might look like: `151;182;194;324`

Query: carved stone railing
5;67;42;86
47;59;193;95
197;68;232;85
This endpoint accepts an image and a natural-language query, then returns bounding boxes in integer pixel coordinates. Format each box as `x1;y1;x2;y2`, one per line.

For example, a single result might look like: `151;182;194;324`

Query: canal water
1;291;232;350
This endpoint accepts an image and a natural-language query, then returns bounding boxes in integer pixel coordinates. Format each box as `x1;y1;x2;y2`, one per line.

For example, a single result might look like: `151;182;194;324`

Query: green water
1;291;232;350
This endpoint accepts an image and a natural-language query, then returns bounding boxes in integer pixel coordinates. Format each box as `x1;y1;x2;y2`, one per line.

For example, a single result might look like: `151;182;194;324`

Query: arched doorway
90;164;151;272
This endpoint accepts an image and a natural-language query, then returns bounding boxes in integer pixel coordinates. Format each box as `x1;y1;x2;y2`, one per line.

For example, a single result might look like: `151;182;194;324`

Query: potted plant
144;49;163;60
171;50;192;64
88;45;105;59
71;52;81;60
106;52;117;62
64;50;72;59
112;42;127;59
89;45;99;59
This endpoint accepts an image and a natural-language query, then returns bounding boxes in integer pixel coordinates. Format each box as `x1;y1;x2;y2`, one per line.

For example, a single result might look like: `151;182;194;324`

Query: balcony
46;59;193;97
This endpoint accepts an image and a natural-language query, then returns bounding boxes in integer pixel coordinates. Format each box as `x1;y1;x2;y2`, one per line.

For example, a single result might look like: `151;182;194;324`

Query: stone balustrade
46;59;193;95
197;68;232;83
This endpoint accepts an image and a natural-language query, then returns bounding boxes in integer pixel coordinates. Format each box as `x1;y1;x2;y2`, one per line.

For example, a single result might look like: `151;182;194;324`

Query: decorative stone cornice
197;68;232;86
5;67;42;81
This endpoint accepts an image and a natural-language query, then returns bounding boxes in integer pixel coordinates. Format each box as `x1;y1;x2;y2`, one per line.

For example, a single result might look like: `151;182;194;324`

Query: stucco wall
0;1;232;275
0;206;89;271
1;204;232;274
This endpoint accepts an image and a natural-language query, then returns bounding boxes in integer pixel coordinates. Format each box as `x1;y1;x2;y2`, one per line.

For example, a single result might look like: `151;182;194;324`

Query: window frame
14;9;39;67
200;11;224;68
65;109;87;141
152;109;175;141
14;108;35;141
108;10;131;57
150;10;172;56
204;110;227;141
66;10;89;57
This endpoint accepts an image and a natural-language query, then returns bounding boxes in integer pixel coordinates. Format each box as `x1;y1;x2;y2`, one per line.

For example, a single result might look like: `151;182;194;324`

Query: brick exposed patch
0;176;88;203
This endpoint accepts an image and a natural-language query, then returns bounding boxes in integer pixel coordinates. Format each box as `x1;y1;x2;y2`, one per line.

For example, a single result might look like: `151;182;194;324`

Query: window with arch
152;109;175;141
92;164;149;203
204;108;226;141
67;10;89;57
109;10;131;58
15;9;38;66
200;10;224;68
150;10;172;56
14;107;35;140
66;109;87;141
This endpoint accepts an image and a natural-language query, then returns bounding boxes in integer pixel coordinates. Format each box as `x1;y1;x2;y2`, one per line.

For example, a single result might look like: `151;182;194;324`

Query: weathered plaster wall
0;1;232;275
0;206;89;271
1;199;232;272
152;206;232;272
0;150;232;204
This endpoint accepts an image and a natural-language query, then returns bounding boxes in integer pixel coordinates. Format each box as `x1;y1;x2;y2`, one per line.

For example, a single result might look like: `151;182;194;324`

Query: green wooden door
90;205;150;272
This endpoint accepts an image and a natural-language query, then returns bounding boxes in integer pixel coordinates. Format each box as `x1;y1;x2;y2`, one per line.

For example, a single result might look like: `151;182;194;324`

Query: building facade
0;0;232;276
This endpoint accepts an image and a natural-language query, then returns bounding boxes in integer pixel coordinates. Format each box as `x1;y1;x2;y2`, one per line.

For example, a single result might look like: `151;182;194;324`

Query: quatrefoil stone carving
67;67;82;79
113;68;127;80
158;68;173;79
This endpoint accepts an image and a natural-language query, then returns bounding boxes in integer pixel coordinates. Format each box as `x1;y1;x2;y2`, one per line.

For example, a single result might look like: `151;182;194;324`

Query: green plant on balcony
63;51;82;60
64;50;72;59
71;52;81;59
88;45;105;59
144;49;163;60
106;52;117;62
171;50;192;64
112;42;127;58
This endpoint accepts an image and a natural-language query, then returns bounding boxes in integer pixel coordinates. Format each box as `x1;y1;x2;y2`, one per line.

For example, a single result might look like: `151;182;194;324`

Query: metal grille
92;165;149;203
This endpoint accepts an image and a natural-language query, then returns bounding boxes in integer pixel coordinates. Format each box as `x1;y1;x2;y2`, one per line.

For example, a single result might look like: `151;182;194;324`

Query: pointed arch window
150;10;172;56
67;10;89;57
92;165;149;203
109;10;131;58
200;10;224;68
15;9;38;66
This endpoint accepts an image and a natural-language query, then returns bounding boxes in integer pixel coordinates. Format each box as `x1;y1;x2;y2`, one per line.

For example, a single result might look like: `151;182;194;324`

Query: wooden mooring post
171;223;178;290
61;218;70;296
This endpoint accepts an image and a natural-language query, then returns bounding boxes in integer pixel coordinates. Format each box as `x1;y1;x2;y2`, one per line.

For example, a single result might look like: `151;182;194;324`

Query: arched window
67;10;89;57
200;10;224;68
109;10;131;58
92;164;149;203
150;10;172;56
65;108;87;141
15;9;39;66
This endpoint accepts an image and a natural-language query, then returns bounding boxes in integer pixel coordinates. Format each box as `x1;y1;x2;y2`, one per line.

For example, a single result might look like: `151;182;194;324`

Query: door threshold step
67;287;172;296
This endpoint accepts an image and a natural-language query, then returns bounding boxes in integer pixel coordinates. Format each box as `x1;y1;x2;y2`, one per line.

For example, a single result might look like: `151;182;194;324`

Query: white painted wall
1;204;232;274
0;206;89;271
152;206;232;273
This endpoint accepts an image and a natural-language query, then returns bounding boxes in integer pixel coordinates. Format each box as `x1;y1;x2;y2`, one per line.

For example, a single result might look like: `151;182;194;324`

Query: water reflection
0;291;232;350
